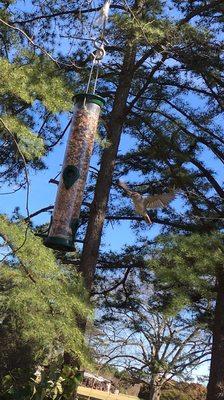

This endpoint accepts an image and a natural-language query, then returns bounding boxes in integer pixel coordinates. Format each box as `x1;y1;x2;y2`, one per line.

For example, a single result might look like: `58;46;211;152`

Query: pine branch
180;0;224;24
0;18;81;70
24;205;54;222
92;266;132;295
190;158;224;199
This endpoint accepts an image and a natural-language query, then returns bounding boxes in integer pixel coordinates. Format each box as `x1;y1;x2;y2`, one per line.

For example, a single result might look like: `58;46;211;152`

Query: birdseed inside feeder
44;93;105;251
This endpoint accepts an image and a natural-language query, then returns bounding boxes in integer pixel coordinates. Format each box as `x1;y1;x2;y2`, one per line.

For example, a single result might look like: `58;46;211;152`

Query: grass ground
77;386;139;400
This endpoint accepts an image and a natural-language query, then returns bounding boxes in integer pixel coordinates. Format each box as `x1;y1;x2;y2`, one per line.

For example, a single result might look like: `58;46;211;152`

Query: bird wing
144;191;177;209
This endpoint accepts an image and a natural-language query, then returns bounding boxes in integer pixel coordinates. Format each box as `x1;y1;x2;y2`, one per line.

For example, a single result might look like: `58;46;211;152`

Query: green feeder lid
73;93;105;108
44;236;75;252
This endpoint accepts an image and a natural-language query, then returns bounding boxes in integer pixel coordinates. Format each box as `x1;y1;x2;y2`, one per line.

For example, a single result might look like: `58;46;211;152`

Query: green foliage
140;381;206;400
30;363;84;400
0;44;75;179
0;115;45;159
161;382;206;400
113;13;165;45
161;388;191;400
0;215;92;381
0;54;73;162
148;233;224;314
0;55;73;113
0;363;84;400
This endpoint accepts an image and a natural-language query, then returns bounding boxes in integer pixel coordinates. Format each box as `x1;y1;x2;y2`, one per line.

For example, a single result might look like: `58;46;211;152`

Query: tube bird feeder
44;93;105;251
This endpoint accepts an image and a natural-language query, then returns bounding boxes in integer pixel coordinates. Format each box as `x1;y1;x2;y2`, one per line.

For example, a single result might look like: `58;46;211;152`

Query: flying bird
118;180;177;224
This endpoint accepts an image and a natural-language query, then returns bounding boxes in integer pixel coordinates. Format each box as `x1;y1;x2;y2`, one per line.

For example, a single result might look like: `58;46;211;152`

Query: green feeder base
44;236;76;252
73;93;105;108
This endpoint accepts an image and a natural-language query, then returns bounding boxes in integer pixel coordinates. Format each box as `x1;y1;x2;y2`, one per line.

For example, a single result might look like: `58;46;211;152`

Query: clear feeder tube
45;93;104;251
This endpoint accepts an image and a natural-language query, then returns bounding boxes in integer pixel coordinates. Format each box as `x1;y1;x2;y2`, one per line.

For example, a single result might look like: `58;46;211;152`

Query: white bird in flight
118;180;177;224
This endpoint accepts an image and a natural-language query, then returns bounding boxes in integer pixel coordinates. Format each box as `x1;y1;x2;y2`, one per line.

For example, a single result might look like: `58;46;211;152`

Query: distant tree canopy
93;249;211;400
141;381;206;400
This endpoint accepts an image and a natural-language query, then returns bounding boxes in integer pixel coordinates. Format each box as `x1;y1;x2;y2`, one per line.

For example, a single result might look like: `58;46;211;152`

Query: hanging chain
85;1;111;94
62;1;110;94
86;38;107;94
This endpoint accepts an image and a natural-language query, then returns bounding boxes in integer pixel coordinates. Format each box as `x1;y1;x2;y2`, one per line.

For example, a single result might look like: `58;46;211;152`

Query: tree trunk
207;270;224;400
79;44;137;291
149;390;161;400
149;379;161;400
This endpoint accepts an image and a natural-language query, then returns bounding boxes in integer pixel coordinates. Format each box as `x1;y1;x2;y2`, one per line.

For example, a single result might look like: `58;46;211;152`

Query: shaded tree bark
149;378;162;400
150;388;161;400
79;44;137;291
207;270;224;400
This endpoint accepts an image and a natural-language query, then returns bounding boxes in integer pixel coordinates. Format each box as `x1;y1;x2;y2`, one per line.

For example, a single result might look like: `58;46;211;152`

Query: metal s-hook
91;40;106;61
86;36;107;94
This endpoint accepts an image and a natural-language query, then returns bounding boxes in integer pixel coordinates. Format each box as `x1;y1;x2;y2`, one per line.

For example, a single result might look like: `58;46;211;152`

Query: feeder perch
44;93;105;251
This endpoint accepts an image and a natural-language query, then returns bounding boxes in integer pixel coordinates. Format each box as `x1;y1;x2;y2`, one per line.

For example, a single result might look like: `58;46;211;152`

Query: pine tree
146;233;224;400
0;215;91;398
0;1;76;182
